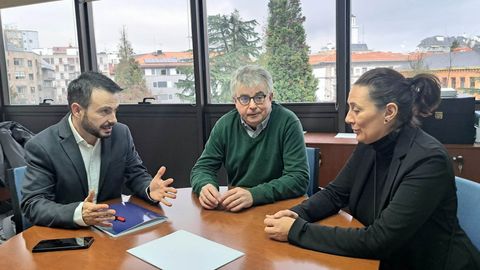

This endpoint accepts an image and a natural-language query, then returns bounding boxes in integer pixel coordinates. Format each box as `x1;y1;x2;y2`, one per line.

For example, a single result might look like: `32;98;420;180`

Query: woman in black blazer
264;68;480;269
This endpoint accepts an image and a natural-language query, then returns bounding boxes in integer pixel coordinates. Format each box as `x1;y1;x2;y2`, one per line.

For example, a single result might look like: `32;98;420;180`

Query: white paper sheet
334;133;357;139
127;230;244;270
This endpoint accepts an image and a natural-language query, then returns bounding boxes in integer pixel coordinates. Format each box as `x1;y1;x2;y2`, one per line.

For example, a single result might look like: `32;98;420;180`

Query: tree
208;9;261;103
408;52;428;73
208;9;260;59
176;10;261;103
263;0;318;102
447;40;460;86
175;64;196;103
115;26;150;103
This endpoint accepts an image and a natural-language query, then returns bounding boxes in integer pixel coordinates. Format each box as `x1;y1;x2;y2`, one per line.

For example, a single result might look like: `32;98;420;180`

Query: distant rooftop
417;35;477;52
135;51;193;67
351;43;369;52
421;50;480;69
309;51;410;65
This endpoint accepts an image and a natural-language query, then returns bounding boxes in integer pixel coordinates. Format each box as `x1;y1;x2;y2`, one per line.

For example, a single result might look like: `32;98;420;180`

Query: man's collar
68;114;98;146
240;112;271;131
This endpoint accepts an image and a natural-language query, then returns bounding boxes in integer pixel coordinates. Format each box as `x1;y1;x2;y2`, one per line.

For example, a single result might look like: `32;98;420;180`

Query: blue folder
94;202;167;237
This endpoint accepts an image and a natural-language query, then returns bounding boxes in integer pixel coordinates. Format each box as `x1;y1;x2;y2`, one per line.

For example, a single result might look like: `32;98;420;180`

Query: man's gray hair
230;65;274;96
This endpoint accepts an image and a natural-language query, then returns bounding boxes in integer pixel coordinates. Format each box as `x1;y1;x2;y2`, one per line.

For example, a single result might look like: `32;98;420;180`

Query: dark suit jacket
21;114;153;229
289;125;480;270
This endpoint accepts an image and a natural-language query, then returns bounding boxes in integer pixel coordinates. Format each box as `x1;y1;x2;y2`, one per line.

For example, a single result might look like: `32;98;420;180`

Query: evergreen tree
115;26;149;103
176;10;261;103
264;0;318;102
208;9;261;103
175;65;196;103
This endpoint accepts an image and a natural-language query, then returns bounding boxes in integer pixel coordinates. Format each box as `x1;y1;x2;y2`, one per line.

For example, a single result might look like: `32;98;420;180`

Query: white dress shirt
68;115;102;226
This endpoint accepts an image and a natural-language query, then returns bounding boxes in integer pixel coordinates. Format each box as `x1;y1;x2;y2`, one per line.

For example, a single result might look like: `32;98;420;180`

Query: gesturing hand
82;190;115;226
149;166;177;206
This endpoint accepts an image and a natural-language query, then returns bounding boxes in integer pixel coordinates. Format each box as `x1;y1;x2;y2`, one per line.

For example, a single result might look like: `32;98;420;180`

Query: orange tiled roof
351;51;411;62
309;51;417;65
135;51;193;67
452;47;473;52
309;51;336;64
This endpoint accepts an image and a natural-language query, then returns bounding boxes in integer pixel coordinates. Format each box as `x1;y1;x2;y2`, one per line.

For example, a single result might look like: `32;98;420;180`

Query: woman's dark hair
354;68;441;127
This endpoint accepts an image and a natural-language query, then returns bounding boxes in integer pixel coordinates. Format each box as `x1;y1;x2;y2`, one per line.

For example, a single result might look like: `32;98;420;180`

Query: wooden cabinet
445;144;480;182
305;132;480;188
304;133;357;188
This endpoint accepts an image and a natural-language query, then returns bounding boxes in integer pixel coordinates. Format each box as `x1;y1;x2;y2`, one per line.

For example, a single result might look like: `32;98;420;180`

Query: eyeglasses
235;94;267;105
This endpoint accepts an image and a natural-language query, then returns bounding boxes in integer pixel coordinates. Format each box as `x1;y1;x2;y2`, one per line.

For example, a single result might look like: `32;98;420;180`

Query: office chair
455;176;480;250
1;166;30;239
305;147;320;197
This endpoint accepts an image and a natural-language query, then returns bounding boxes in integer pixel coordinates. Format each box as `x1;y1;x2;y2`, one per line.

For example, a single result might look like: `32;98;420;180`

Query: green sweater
190;103;309;205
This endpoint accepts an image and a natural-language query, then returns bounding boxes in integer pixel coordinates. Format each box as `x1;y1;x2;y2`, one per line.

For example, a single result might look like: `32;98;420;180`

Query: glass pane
92;0;195;104
206;0;335;103
352;0;480;99
1;0;78;105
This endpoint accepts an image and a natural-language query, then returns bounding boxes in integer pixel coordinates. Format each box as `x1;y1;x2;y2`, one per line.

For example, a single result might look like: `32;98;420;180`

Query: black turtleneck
355;130;399;225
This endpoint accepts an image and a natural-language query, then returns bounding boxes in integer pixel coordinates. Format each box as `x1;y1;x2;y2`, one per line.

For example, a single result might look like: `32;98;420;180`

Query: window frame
0;0;351;142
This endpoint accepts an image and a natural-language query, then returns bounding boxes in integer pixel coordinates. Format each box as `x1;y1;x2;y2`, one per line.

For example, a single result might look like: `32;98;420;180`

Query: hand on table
264;209;298;241
199;183;222;209
220;187;253;212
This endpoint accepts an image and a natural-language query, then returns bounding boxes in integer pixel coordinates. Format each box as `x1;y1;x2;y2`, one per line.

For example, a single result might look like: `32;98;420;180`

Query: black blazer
21;114;153;229
289;125;480;269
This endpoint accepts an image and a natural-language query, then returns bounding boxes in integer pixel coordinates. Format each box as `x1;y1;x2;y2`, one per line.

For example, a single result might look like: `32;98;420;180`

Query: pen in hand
114;215;126;222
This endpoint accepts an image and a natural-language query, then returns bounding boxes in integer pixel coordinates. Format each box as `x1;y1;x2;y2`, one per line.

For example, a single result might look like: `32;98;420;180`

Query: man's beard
81;114;114;139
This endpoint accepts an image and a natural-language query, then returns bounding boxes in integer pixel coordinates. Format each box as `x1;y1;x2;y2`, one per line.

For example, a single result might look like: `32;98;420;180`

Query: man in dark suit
21;71;177;229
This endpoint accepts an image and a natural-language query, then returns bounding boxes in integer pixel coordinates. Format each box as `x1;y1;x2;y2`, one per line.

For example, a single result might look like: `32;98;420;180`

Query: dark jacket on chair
0;121;34;186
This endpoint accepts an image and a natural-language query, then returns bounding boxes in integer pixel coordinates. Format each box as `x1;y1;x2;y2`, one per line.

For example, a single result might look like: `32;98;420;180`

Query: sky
1;0;478;54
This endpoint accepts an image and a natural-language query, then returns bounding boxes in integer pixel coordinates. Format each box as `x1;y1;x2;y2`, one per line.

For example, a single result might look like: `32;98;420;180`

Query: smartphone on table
32;237;94;253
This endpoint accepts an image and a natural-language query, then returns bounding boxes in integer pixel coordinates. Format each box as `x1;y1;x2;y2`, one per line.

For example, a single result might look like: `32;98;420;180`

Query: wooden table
0;188;379;270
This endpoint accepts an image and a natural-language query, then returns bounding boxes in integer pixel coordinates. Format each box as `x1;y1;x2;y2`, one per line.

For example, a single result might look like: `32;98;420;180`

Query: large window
92;0;195;104
1;0;78;105
3;0;476;108
206;0;335;104
352;0;480;99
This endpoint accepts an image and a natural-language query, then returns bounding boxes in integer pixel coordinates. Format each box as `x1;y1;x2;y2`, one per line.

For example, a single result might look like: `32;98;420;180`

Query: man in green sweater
190;65;309;212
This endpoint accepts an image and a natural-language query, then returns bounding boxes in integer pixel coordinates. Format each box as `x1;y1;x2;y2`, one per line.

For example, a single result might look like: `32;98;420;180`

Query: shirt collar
68;114;98;146
241;112;271;130
240;110;271;138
